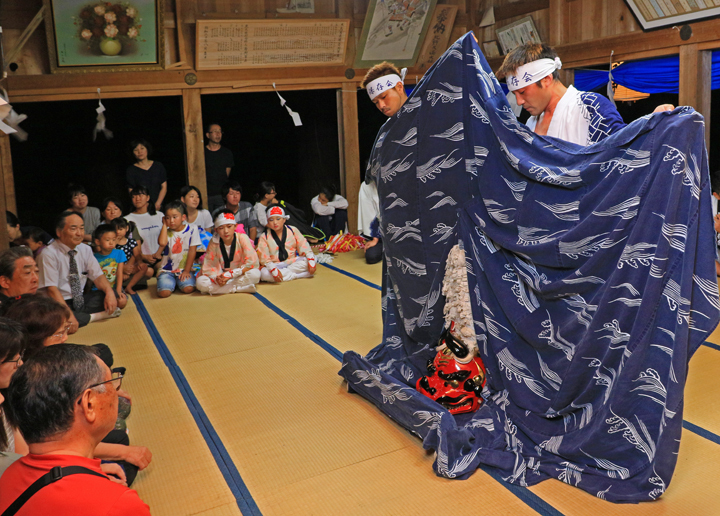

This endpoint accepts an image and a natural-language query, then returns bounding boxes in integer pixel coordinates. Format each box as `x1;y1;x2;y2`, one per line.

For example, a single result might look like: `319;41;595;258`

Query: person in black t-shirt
126;139;167;211
204;123;235;213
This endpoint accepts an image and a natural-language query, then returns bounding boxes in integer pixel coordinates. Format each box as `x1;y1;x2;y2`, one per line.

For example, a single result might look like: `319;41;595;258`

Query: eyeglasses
51;324;72;340
2;353;23;367
87;367;125;392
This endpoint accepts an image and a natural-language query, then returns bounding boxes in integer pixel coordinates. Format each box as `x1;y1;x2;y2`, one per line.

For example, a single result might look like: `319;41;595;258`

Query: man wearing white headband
196;210;261;295
498;43;626;146
361;61;408;118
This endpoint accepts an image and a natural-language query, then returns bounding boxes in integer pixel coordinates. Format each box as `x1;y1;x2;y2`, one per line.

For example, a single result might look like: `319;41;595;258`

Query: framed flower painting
43;0;164;73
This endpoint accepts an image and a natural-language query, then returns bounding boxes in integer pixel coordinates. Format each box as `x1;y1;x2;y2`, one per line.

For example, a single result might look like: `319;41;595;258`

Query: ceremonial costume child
257;205;316;282
156;201;200;297
197;211;261;295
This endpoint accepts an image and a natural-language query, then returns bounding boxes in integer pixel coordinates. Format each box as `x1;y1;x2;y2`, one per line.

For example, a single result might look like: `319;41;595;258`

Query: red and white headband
506;57;562;92
267;205;290;220
214;212;237;228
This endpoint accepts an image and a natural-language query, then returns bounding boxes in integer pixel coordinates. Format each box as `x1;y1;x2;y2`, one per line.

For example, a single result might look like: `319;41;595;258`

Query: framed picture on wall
354;0;439;69
625;0;720;29
496;16;541;55
43;0;164;73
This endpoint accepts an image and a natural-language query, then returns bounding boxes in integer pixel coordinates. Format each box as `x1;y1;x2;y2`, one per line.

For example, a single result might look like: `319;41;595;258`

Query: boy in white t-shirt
156;201;200;297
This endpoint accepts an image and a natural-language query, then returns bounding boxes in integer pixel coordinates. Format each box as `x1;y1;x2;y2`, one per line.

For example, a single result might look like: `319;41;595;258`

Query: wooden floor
71;250;720;516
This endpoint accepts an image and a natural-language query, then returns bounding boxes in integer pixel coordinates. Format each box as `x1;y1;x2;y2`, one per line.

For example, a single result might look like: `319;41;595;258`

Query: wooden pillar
679;44;712;150
0;135;8;250
182;89;207;203
0;133;15;215
549;0;567;46
337;82;361;234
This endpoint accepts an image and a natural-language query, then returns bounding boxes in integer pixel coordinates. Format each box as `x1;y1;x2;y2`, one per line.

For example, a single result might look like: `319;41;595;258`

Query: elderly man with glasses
0;345;151;515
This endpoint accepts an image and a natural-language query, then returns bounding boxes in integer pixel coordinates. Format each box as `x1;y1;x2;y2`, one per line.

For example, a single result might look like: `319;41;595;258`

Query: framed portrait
354;0;438;69
43;0;164;73
496;16;541;55
624;0;720;30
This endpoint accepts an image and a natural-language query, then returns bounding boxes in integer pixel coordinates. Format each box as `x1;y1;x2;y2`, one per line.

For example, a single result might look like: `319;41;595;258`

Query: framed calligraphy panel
416;4;458;71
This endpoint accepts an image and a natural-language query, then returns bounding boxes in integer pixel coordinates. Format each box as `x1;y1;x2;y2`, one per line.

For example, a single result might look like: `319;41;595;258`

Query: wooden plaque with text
196;19;350;70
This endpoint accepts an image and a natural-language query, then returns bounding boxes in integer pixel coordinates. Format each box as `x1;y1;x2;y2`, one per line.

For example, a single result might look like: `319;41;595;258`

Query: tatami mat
64;261;720;515
69;299;243;516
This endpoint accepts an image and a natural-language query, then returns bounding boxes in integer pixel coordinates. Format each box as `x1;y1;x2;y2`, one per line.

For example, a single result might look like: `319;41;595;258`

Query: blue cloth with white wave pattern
339;33;720;503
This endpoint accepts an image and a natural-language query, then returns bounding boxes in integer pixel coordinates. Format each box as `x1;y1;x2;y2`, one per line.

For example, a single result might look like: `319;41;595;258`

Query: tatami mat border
131;294;262;516
250;288;564;516
702;341;720;352
320;263;383;291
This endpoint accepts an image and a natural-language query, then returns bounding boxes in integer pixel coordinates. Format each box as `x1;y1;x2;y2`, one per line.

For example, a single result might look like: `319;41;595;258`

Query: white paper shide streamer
94;88;113;141
272;83;302;127
0;89;28;141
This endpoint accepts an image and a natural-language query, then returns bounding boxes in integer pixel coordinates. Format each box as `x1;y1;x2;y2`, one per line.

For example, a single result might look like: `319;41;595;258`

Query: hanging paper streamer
272;83;302;126
0;90;28;141
93;88;113;141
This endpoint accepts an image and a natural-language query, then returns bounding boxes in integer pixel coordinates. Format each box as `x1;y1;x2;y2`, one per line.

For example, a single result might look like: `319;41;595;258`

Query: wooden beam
679;44;712;150
0;133;15;216
4;6;45;66
182;89;208;204
173;0;189;68
487;18;720;70
548;0;566;46
337;82;360;235
495;0;549;22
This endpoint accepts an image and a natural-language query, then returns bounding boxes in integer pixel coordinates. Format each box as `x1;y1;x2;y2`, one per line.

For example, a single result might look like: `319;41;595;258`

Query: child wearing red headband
256;205;316;283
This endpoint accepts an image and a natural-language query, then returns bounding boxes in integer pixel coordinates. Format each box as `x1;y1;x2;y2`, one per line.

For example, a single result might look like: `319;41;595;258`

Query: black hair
0;317;26;451
67;183;87;206
129;139;153;160
54;210;84;235
100;197;124;219
164;200;186;217
5;211;19;228
320;185;337;202
110;217;129;232
0;247;33;282
255;181;276;202
180;185;204;210
129;185;157;216
205;123;222;134
2;295;72;361
711;170;720;196
93;224;116;242
21;226;50;245
5;344;105;444
221;181;242;203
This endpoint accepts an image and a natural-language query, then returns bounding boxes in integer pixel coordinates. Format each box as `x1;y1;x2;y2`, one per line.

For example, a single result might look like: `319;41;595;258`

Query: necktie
68;249;85;311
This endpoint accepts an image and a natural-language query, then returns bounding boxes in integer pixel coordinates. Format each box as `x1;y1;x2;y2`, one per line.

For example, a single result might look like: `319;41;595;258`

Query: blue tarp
339;33;720;503
575;51;720;93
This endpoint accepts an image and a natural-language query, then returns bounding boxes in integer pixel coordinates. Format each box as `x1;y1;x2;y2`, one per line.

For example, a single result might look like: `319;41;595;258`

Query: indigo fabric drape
340;33;719;503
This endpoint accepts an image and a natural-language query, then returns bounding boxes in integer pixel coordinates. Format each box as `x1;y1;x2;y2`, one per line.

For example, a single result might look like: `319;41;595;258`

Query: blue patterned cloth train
339;33;720;503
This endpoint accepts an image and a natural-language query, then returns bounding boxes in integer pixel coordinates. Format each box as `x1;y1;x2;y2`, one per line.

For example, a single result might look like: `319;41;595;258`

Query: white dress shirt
38;240;104;300
311;194;349;216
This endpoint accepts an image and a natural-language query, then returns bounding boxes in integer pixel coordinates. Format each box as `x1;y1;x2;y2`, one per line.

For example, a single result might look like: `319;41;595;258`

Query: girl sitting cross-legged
257;205;316;283
197;211;261;295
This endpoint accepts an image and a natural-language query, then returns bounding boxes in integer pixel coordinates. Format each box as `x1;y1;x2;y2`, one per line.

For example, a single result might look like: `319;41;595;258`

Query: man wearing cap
497;43;627;146
196;210;261;295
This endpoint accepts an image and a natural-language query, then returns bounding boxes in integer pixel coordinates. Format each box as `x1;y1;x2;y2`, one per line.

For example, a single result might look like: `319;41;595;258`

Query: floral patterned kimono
196;232;260;294
256;225;315;282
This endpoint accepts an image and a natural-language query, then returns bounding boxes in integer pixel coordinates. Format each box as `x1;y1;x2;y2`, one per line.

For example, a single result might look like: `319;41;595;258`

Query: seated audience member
253;181;278;230
257;205;316;283
5;211;21;246
0;318;28;475
68;183;101;243
0;248;39;306
197;211;261;295
181;185;213;232
37;211;120;333
311;185;348;238
2;295;73;360
156;200;199;298
215;181;261;242
364;218;383;265
125;186;164;270
21;226;50;258
100;197;124;225
0;345;151;514
111;218;148;295
92;225;127;310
